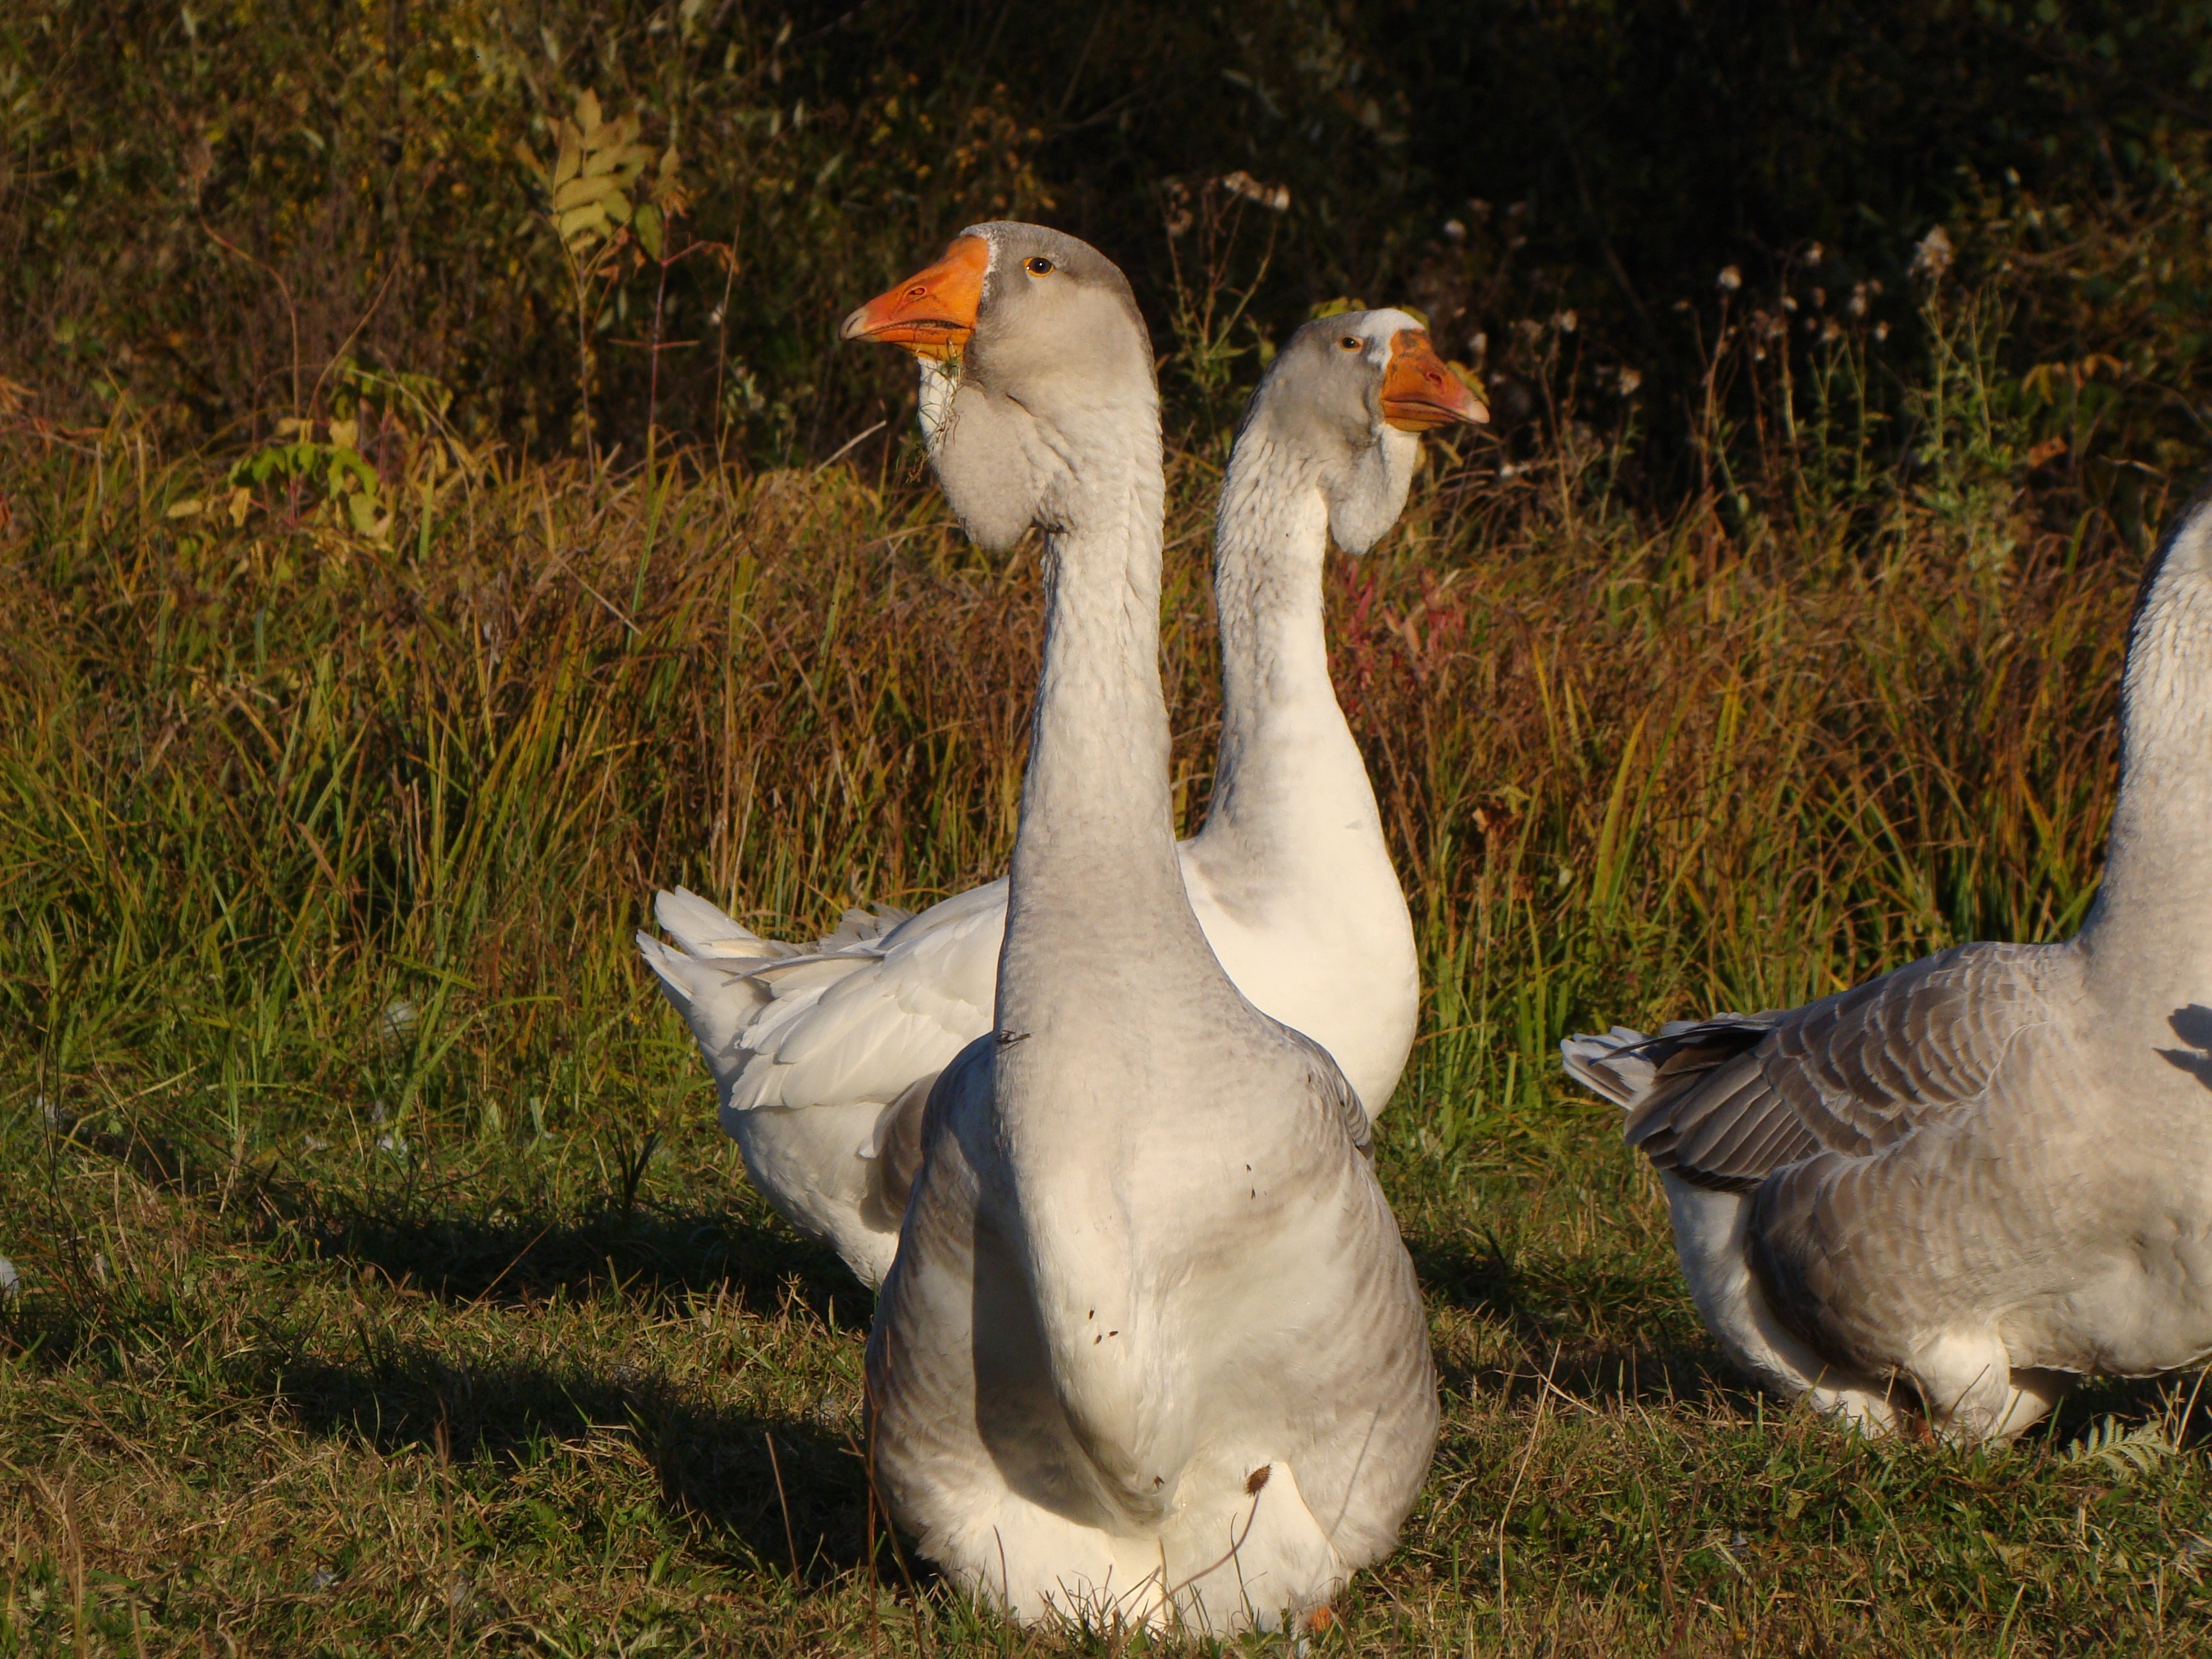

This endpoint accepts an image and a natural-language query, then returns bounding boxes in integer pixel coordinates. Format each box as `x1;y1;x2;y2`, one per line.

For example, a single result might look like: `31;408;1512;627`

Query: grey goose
1564;486;2212;1441
845;223;1437;1631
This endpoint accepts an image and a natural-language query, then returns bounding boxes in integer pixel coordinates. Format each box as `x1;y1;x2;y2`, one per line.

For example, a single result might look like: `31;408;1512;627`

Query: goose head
1239;309;1486;554
842;222;1157;554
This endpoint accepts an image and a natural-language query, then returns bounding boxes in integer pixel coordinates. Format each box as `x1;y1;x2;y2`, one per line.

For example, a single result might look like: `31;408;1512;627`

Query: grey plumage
1564;481;2212;1442
854;223;1436;1631
1593;943;2053;1190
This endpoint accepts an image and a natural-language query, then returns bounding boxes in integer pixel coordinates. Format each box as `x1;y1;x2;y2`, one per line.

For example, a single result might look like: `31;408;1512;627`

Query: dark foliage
10;1;2212;490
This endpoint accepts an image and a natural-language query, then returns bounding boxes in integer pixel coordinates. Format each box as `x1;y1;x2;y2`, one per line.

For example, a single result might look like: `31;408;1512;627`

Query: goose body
851;223;1436;1631
1564;490;2212;1440
639;309;1479;1286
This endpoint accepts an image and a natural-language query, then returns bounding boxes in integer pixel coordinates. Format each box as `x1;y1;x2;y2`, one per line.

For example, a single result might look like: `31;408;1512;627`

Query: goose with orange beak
640;289;1482;1294
878;220;1437;1632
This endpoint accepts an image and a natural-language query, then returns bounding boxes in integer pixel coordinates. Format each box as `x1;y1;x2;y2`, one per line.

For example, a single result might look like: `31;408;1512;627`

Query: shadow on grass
278;1190;865;1329
249;1334;879;1577
1409;1228;1732;1414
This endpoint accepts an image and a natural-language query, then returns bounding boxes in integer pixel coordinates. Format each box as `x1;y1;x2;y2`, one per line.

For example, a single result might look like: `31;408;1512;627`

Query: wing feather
1576;942;2056;1192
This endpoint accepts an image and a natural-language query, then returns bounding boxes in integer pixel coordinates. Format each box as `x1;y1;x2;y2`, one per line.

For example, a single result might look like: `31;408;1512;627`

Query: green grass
4;381;2211;1656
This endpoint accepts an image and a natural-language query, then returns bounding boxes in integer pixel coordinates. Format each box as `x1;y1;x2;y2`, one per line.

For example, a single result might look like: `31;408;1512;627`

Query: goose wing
638;883;1002;1115
1614;942;2055;1192
724;879;1007;1115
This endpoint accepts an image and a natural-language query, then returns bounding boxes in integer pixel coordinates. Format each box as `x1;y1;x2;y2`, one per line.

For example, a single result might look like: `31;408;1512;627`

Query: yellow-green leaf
558;202;609;242
166;497;205;519
584;138;652;180
604;192;633;225
512;136;546;179
552;173;621;212
576;90;603;135
554;123;582;188
634;202;664;259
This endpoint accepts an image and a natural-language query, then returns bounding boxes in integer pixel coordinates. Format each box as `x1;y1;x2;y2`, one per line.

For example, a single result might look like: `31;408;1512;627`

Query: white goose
847;223;1436;1632
1564;486;2212;1442
639;291;1480;1286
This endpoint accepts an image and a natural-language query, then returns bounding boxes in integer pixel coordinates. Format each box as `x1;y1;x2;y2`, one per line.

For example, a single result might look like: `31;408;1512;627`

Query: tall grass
0;305;2199;1654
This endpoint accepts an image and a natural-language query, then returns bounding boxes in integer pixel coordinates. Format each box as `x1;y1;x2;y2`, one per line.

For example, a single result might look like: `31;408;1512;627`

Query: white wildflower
1218;170;1290;212
1717;265;1742;292
1909;225;1955;282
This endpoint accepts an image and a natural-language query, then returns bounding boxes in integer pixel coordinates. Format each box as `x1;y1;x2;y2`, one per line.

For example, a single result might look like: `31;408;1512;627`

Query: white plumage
640;304;1478;1286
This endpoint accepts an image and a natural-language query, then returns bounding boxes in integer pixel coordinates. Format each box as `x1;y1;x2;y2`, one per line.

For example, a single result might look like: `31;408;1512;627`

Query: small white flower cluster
1910;225;1955;283
1218;170;1290;213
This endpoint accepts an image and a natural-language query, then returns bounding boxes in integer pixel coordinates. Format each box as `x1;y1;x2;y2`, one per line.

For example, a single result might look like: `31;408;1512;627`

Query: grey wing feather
1582;942;2051;1192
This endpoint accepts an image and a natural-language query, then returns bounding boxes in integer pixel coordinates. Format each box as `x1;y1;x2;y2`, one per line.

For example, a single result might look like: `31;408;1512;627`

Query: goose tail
636;888;793;1094
652;886;798;963
1559;1026;1662;1110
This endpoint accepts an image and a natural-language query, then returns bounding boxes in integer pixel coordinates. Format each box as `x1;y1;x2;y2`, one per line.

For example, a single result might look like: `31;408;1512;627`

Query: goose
638;299;1482;1287
846;223;1436;1631
1562;486;2212;1442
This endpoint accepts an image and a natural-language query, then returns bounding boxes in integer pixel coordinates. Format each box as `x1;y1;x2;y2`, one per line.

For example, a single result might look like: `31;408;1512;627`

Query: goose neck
1198;436;1374;854
1002;413;1183;934
2080;545;2212;975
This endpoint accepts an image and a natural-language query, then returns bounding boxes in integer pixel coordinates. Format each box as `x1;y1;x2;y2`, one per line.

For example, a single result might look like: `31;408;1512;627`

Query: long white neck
1195;433;1386;878
2078;520;2212;987
997;398;1212;1020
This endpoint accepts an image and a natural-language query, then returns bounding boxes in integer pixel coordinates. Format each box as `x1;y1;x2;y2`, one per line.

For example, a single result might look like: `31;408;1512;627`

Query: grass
4;349;2212;1655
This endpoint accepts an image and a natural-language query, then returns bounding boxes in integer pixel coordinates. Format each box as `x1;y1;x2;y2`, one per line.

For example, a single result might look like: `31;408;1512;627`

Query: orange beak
839;236;990;360
1381;330;1488;431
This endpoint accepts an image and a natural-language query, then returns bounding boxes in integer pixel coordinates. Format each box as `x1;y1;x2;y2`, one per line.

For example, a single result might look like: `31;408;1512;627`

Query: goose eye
1025;256;1055;276
1340;335;1364;352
